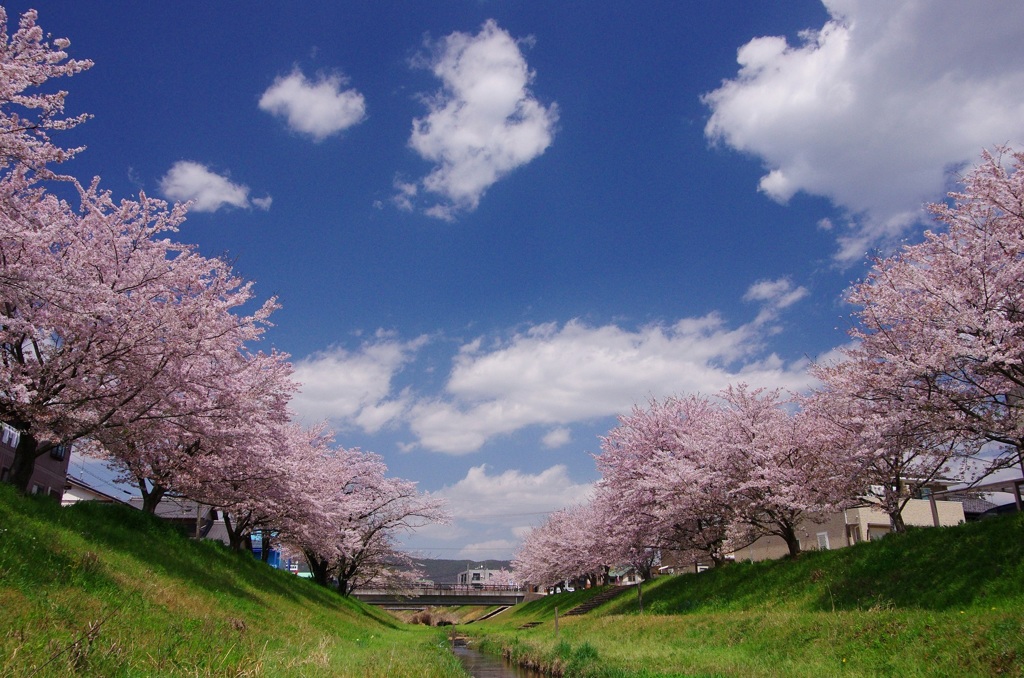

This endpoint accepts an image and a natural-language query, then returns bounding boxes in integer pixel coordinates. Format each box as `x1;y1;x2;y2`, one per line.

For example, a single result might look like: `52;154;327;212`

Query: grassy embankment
466;513;1024;677
0;484;461;677
5;480;1024;677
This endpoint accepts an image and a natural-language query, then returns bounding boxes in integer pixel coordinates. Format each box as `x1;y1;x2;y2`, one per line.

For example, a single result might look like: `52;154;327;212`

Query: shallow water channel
451;642;542;677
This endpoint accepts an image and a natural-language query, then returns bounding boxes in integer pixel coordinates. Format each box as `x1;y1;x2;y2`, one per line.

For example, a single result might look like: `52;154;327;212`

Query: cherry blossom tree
282;446;449;595
0;8;284;493
203;421;330;553
1;180;279;491
808;355;982;532
839;147;1024;472
512;502;606;591
712;384;859;557
0;7;92;177
94;348;295;515
597;395;736;568
329;474;449;595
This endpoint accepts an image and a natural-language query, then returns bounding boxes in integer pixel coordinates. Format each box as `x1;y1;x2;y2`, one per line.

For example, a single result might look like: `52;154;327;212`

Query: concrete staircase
515;586;630;629
465;606;509;624
564;586;629;616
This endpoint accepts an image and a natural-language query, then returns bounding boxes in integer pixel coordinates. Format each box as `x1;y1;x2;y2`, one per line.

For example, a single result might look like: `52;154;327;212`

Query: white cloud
404;464;593;559
743;278;808;308
290;333;428;433
744;277;809;325
441;465;594;519
302;283;813;455
541;427;572;449
399;19;558;218
408;310;814;455
259;68;366;141
703;0;1024;263
251;195;273;210
453;540;518;561
159;161;270;213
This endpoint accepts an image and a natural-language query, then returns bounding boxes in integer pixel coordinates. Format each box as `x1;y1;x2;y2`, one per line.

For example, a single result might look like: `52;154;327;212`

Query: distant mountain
409;558;512;585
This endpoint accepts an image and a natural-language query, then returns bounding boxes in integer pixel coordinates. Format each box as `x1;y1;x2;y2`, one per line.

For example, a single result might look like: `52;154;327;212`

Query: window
816;532;830;550
0;423;19;448
867;525;890;541
50;444;69;461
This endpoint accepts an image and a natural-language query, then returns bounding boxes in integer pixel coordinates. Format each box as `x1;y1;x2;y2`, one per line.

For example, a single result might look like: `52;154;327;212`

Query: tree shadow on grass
609;513;1024;617
820;513;1024;611
59;499;354;613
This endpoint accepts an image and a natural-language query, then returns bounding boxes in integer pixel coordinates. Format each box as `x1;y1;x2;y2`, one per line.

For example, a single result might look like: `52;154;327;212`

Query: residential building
457;566;502;587
62;476;125;506
127;495;217;538
0;423;71;499
728;497;966;563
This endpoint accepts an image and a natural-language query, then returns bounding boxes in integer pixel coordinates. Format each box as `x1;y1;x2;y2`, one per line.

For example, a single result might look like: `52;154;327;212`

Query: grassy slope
468;514;1024;677
0;485;462;677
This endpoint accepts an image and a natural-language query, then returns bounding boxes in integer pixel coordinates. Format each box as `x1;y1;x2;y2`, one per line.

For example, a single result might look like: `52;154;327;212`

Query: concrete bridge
352;585;525;608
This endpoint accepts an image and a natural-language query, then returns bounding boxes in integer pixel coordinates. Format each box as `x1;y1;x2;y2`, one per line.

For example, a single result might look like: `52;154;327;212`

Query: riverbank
5;481;1023;676
0;485;462;677
463;513;1024;677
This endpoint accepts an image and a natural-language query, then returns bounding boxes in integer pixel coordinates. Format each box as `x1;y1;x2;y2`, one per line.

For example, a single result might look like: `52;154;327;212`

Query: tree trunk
7;430;41;492
261;532;271;562
223;513;247;551
635;581;643;613
139;481;167;514
304;553;332;588
781;524;801;557
889;509;907;533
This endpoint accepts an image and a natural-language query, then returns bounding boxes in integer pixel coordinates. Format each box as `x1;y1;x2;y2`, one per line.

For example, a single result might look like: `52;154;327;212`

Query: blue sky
24;1;1024;559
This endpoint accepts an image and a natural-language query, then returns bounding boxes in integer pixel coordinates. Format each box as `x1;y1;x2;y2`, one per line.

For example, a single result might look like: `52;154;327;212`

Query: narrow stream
452;642;542;677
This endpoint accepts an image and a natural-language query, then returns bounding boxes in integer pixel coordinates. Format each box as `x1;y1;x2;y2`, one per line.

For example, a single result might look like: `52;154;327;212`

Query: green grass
5;483;1024;677
0;484;464;677
466;514;1024;677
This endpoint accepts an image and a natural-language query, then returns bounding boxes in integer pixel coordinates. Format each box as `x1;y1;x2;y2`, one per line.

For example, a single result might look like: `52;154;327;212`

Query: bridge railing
354;584;523;597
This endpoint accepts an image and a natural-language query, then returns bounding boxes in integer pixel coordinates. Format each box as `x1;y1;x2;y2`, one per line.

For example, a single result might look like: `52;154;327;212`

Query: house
127;495;218;539
942;465;1024;520
0;423;71;499
608;567;643;586
727;496;967;563
62;476;126;506
664;481;970;571
456;566;503;587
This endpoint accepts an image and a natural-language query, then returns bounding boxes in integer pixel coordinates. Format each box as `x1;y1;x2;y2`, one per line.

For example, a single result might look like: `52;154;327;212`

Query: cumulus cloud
259;68;366;141
251;195;273;210
397;19;558;219
744;277;809;325
290;333;428;433
441;465;593;520
703;0;1024;262
302;282;813;455
541;427;572;449
407;464;593;559
408;310;814;455
159;161;271;213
